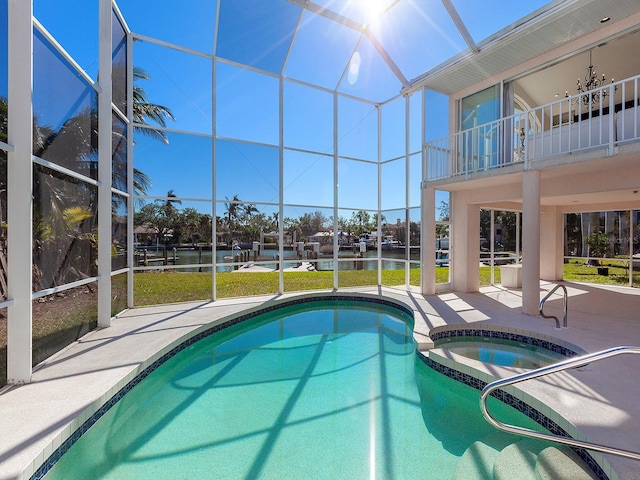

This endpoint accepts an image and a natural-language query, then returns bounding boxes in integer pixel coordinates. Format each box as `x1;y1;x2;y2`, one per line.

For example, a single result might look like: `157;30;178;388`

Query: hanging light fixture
566;50;614;106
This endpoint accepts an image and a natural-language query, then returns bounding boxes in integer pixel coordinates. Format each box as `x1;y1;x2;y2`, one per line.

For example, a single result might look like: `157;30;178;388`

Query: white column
7;0;33;384
451;193;480;292
332;92;339;290
404;95;411;287
490;209;495;285
211;44;217;301
97;0;112;327
376;105;382;287
421;186;436;295
126;22;135;307
540;205;563;281
630;210;634;288
278;76;284;294
522;170;541;315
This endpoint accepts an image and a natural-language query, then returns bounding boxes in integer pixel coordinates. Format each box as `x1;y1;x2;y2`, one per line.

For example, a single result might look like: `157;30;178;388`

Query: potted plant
585;231;610;275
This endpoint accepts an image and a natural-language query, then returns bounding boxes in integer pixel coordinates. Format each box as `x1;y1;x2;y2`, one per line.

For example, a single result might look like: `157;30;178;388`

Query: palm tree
30;64;176;288
111;119;152;205
30;104;98;289
224;195;242;246
225;195;241;224
284;216;302;244
198;214;212;244
243;203;259;219
132;66;175;144
151;190;181;244
162;189;182;214
112;66;175;208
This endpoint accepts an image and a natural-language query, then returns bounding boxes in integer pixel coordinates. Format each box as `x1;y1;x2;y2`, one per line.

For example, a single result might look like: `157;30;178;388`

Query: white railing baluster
423;74;640;181
609;83;615;154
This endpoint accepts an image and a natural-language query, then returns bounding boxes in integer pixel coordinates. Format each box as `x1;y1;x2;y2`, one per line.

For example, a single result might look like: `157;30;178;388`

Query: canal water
136;247;420;272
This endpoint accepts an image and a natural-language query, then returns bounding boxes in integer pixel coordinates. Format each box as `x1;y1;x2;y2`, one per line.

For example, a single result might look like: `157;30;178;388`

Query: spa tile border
419;355;607;480
28;293;413;480
430;325;587;357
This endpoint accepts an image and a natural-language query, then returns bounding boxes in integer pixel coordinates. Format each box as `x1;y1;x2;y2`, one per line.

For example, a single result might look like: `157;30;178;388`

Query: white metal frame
97;0;113;327
2;0;425;385
7;0;33;384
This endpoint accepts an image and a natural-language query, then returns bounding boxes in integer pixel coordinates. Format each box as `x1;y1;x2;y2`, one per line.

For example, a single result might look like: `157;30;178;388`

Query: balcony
424;75;640;182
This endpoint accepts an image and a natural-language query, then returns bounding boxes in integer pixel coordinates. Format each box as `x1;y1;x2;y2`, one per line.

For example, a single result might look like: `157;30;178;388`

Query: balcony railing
424;74;640;181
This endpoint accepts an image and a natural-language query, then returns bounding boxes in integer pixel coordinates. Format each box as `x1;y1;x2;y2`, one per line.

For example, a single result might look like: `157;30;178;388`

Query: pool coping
428;323;588;357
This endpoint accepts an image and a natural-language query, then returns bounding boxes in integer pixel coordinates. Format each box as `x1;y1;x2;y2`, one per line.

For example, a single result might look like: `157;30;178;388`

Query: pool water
43;301;548;479
437;336;567;369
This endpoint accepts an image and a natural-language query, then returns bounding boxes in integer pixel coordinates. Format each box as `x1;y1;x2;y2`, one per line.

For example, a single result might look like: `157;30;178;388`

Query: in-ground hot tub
429;326;583;369
434;335;568;369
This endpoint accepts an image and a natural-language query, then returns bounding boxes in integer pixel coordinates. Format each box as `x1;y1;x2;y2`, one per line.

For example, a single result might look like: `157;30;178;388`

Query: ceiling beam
287;0;410;89
440;0;479;53
287;0;364;31
364;30;410;88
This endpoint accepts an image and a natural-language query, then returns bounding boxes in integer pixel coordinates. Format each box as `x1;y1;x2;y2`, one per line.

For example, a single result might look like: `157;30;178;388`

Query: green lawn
133;267;470;306
563;259;639;286
131;262;639;306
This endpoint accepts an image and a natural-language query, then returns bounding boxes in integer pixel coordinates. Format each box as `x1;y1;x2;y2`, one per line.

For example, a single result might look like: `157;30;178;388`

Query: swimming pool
39;298;573;479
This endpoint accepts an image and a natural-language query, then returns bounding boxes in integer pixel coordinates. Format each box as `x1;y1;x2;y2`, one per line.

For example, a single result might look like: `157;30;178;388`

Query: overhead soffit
411;0;640;97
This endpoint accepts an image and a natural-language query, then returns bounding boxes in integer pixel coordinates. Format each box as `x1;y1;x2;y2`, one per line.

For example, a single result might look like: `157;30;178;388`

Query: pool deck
0;281;639;480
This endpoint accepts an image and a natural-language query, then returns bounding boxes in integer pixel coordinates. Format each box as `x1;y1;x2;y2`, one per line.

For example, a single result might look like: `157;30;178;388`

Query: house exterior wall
426;15;640;314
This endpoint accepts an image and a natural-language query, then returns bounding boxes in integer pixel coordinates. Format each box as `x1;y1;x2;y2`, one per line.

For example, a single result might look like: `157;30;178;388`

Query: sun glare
351;0;389;25
348;51;361;85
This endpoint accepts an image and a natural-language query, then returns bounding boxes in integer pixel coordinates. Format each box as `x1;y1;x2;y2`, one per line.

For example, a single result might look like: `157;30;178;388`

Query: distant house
133;223;160;246
112;216;127;247
307;231;332;244
307;230;354;244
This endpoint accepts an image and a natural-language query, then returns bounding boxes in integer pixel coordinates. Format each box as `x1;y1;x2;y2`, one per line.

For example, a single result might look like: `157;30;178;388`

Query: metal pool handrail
480;346;640;460
539;284;568;329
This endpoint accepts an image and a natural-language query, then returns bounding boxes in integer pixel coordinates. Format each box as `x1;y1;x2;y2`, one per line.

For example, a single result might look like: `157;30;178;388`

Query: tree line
134;196;421;247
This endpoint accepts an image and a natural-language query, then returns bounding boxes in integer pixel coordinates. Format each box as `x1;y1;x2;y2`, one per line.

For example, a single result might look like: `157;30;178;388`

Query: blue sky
2;1;552;221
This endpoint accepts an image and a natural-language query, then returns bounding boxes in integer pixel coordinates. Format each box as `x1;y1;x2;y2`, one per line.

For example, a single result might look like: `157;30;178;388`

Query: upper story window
459;85;500;132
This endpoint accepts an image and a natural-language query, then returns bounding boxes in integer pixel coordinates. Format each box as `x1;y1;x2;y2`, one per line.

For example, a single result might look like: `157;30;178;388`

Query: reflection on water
437;336;567;369
135;247;420;272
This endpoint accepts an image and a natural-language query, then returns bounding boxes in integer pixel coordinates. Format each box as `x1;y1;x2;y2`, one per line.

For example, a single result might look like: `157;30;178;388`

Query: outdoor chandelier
566;51;614;106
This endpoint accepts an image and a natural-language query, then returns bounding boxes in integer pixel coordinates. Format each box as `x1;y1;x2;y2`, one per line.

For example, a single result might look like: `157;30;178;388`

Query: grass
0;286;99;386
563;259;640;286
132;267;474;306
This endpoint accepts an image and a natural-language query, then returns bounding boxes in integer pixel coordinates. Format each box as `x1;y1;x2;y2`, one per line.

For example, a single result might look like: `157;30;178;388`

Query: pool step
493;439;549;480
457;436;600;480
454;433;516;480
535;446;600;480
